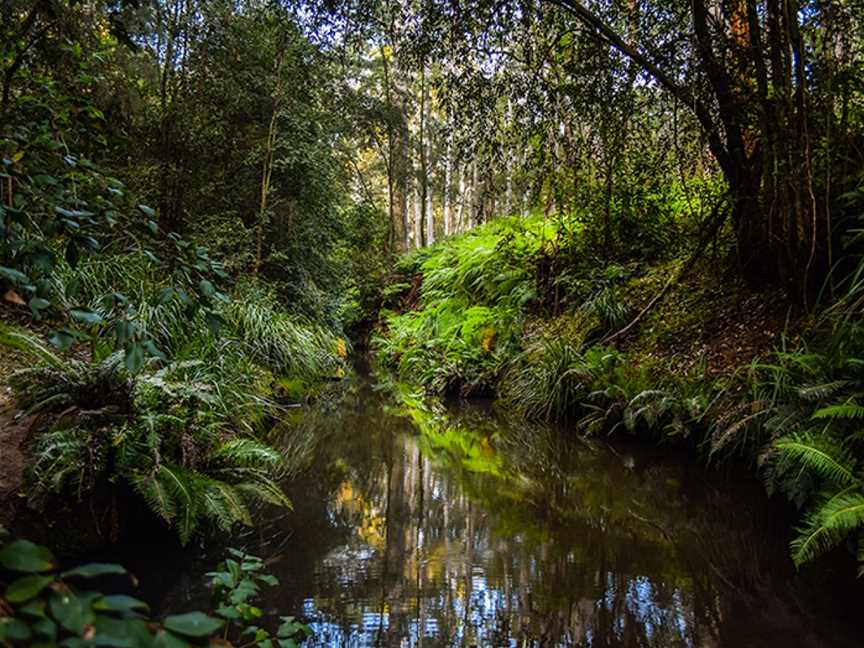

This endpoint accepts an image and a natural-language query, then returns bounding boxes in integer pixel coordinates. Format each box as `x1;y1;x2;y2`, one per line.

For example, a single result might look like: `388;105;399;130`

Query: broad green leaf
143;340;167;361
0;266;29;285
199;279;215;297
62;563;126;579
70;308;105;325
19;599;48;618
0;539;55;572
55;207;95;219
29;297;50;311
93;595;149;614
162;612;223;638
92;616;152;647
125;344;145;374
78;235;100;251
138;204;156;217
153;630;192;648
214;605;241;620
5;574;54;603
32;616;57;639
49;591;94;634
49;329;76;351
0;618;32;642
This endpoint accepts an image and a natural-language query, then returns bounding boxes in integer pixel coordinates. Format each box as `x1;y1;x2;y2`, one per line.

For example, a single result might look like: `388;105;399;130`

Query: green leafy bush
374;217;567;395
0;529;308;647
2;327;294;545
208;548;311;646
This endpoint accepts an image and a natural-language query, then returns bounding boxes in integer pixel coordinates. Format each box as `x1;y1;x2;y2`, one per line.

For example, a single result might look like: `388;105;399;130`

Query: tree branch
543;0;734;177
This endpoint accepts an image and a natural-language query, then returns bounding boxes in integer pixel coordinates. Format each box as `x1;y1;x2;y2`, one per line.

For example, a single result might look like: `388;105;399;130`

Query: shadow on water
115;374;861;647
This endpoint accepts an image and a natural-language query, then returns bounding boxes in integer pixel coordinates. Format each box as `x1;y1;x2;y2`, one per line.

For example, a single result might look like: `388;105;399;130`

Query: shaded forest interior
1;0;864;646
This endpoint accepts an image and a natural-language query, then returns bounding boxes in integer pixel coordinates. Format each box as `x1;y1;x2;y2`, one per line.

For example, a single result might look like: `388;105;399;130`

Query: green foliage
1;103;229;369
207;548;311;647
3;325;296;546
375;216;567;395
0;530;309;647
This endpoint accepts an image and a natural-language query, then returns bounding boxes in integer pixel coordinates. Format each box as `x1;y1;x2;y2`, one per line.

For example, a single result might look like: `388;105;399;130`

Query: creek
108;374;860;647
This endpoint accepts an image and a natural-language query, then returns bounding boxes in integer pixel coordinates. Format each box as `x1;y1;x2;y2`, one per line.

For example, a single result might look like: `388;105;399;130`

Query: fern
129;468;177;524
157;464;199;545
811;403;864;420
791;490;864;566
210;439;285;470
774;434;858;487
797;380;850;401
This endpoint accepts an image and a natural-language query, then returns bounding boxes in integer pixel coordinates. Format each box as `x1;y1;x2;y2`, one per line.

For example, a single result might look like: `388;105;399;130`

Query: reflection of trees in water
294;392;856;648
128;377;858;647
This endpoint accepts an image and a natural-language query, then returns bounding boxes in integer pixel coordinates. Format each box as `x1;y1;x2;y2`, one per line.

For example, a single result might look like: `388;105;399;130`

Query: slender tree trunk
255;109;278;275
380;44;398;251
443;140;451;237
418;61;428;247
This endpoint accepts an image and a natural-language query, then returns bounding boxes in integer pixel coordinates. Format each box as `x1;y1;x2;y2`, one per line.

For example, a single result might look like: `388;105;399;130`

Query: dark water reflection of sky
124;376;861;648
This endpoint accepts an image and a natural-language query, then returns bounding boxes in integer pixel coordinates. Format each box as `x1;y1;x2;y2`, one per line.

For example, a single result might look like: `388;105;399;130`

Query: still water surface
120;376;860;647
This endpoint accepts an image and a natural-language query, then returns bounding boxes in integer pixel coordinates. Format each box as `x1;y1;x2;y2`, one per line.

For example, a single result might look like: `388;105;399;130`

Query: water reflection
129;376;859;647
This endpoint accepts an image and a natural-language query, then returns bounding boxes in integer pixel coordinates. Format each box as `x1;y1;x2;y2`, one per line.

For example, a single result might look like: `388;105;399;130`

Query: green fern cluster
375;217;570;395
709;266;864;572
3;327;293;545
49;257;345;382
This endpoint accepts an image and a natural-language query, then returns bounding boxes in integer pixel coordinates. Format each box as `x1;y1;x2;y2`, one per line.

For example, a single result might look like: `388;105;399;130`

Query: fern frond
0;325;66;369
129;469;176;523
157;464;199;545
209;438;285;470
791;490;864;566
798;381;849;401
775;434;858;487
811;403;864;421
199;479;253;530
235;478;293;509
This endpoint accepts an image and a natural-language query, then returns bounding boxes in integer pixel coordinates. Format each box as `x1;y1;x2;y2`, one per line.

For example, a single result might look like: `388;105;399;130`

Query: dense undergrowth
373;195;864;576
1;255;346;546
0;528;310;647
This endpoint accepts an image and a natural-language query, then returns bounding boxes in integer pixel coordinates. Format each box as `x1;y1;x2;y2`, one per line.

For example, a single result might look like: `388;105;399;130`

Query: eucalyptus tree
410;0;863;296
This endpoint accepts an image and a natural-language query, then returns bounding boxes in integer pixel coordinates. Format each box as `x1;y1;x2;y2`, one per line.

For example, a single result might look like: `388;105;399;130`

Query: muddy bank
0;395;29;525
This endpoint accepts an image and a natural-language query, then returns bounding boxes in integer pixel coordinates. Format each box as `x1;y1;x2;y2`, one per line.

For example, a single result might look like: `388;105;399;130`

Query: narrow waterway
116;375;860;647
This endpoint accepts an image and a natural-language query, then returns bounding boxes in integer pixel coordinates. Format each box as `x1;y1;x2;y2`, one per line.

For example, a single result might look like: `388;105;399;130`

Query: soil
0;393;30;525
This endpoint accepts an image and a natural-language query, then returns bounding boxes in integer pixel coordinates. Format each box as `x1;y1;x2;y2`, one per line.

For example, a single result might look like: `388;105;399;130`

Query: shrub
2;326;293;545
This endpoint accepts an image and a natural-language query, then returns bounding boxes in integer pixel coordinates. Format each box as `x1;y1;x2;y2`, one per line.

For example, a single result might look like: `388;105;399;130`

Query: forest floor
0;398;29;525
620;257;801;378
0;316;35;524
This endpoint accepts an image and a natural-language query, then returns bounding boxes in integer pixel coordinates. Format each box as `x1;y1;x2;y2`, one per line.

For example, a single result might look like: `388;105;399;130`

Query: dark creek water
113;376;860;647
